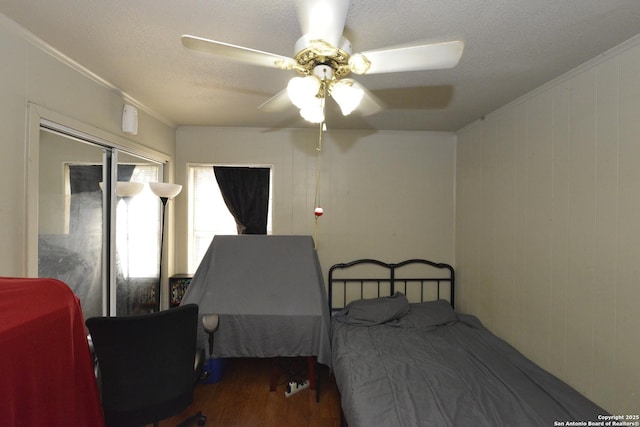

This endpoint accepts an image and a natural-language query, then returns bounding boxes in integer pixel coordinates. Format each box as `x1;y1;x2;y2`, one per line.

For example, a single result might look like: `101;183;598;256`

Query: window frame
187;163;273;273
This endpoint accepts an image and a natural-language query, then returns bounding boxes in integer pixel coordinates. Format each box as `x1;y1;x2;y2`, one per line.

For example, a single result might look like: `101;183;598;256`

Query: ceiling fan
181;0;464;124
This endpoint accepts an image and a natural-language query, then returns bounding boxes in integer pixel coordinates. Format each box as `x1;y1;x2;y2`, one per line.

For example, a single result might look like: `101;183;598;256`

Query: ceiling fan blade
297;0;350;49
353;81;384;116
181;35;296;70
356;40;464;75
258;88;292;112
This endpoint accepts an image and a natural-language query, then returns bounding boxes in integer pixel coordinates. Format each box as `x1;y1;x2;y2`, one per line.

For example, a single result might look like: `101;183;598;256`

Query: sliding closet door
37;128;164;318
38;130;106;319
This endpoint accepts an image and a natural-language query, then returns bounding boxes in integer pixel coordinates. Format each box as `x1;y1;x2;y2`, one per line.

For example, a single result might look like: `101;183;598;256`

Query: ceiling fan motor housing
294;35;353;78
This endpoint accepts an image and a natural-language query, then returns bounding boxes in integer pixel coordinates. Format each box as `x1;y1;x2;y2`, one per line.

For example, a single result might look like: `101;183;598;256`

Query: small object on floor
285;379;310;397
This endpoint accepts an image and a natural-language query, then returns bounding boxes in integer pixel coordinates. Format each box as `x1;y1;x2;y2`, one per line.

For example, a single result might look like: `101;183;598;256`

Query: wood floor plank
160;357;341;427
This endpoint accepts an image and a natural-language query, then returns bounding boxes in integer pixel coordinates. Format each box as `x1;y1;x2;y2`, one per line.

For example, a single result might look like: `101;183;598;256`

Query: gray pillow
398;299;457;328
336;292;410;326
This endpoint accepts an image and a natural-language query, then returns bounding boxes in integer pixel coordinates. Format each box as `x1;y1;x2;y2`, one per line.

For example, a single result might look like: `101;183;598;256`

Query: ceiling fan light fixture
299;97;325;123
182;2;466;126
308;39;338;56
274;57;299;71
330;79;364;116
287;75;321;108
348;53;371;75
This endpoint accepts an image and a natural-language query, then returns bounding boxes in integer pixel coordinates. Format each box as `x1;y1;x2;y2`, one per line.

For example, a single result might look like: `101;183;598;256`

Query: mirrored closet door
37;126;163;318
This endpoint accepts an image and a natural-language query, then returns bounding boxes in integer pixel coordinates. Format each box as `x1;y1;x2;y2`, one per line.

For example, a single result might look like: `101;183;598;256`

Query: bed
328;258;608;427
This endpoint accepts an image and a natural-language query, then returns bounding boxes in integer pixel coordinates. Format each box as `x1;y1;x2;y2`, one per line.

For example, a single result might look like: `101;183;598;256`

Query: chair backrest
86;304;199;427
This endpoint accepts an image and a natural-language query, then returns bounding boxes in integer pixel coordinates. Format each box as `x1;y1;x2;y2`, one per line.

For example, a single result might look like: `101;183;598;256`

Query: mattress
331;300;607;427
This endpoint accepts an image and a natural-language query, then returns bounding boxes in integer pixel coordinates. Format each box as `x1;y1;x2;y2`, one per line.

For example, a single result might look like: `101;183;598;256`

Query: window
188;165;273;272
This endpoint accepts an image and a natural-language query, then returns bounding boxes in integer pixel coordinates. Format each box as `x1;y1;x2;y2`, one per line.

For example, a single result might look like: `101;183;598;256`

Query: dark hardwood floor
160;357;342;427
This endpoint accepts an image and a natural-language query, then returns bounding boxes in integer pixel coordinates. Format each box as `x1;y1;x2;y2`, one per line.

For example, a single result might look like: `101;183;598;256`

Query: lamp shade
149;182;182;199
116;181;144;198
287;75;321;109
330;79;364;116
98;181;144;198
299;97;325;123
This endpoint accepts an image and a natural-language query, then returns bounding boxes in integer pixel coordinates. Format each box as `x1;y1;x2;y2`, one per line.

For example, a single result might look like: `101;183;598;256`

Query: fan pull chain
313;118;324;250
312;74;330;250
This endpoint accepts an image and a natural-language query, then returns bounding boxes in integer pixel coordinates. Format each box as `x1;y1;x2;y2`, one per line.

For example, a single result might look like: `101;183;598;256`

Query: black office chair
86;304;207;427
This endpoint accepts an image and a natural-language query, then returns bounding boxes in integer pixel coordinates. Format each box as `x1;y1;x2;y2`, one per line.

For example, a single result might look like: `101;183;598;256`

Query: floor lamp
149;182;182;312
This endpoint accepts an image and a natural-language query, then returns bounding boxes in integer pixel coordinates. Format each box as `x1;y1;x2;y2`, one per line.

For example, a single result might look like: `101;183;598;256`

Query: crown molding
1;12;175;128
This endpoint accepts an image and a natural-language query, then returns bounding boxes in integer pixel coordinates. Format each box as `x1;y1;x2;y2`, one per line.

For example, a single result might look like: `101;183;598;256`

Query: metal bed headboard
328;258;455;313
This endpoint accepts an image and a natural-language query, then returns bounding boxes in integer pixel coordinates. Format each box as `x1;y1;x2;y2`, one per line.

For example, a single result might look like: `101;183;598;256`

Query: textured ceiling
2;1;640;131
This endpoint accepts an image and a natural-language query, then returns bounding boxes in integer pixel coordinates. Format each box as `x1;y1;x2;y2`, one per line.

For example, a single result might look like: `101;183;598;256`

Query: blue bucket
201;358;225;384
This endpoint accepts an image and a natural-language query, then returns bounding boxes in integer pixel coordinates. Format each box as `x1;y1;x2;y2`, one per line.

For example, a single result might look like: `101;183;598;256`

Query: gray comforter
332;301;607;427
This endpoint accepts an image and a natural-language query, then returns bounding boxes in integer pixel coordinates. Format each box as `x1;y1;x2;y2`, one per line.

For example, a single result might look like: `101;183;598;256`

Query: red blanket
0;277;104;427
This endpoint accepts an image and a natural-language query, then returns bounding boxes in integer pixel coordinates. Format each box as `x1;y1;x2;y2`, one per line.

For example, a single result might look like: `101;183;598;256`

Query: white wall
0;13;175;277
456;36;640;413
176;126;456;277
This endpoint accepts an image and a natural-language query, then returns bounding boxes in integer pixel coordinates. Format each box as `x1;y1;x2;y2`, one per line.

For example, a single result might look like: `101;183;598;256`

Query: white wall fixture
122;104;138;135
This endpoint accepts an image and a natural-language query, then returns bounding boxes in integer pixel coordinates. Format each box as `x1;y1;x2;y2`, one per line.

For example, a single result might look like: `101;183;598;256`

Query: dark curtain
69;165;136;231
117;165;136;182
68;164;136;237
69;165;103;194
213;166;270;234
69;165;136;194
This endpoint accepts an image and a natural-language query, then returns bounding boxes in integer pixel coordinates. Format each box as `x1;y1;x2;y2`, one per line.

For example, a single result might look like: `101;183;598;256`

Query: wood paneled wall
456;37;640;414
176;128;456;279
